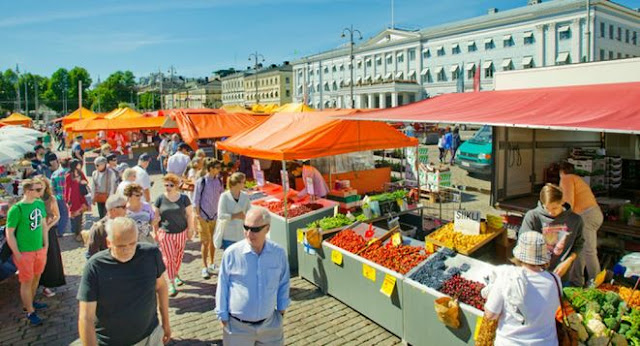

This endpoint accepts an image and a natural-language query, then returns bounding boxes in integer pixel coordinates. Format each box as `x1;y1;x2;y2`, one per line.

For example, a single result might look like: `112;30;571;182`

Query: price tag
297;229;304;244
473;316;483;341
454;210;482;235
380;274;396;297
331;250;343;265
333;205;339;217
425;241;435;253
362;264;376;282
255;170;265;187
367;237;378;246
306;177;315;196
253;159;261;171
391;232;402;246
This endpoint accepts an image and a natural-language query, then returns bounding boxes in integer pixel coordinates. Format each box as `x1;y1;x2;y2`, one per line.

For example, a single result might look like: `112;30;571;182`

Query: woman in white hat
482;231;561;346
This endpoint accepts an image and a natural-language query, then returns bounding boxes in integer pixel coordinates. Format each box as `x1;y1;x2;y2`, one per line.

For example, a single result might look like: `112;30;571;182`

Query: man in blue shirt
215;207;290;345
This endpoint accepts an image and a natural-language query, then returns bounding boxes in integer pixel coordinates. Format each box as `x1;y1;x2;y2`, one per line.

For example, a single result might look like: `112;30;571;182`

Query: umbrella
0;151;14;165
0;140;32;155
0;126;44;137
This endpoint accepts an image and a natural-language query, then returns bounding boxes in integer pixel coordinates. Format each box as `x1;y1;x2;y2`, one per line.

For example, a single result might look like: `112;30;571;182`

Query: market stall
61;107;100;126
2;113;32;127
218;109;419;270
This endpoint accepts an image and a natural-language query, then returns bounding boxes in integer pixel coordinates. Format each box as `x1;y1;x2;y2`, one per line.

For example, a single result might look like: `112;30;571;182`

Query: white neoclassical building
292;0;640;109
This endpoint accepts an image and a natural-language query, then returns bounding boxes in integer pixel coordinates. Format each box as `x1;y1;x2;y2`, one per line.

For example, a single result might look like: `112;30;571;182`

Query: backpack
0;204;22;262
197;177;214;221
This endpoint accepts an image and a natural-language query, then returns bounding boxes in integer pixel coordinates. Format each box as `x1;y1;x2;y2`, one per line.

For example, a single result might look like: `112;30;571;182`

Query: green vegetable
369;190;408;202
307;214;353;230
605;316;619;330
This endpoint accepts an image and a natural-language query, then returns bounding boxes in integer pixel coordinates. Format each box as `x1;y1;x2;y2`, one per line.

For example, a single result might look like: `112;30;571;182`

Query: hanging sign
454;210;482;235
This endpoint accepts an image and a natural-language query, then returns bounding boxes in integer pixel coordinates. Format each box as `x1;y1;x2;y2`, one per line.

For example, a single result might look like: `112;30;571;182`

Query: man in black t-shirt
77;217;171;345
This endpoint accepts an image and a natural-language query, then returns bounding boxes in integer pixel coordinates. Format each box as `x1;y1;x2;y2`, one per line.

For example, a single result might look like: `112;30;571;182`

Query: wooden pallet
420;191;451;204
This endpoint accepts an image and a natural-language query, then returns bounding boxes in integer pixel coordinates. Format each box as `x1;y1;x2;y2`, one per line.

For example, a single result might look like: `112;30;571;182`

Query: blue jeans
56;198;70;236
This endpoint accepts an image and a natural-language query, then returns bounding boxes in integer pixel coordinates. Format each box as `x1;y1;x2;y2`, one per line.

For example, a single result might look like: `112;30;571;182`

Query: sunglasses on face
243;224;267;233
113;205;126;210
132;193;142;197
164;183;175;188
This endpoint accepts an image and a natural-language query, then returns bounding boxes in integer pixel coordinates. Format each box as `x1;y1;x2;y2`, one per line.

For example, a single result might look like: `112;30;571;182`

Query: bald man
77;217;171;345
215;207;290;345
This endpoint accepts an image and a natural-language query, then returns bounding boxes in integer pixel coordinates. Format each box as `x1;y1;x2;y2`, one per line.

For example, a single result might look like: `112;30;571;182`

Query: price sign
255;170;265;187
253;159;261;171
380;274;397;297
331;250;343;265
305;177;315;196
391;232;402;247
297;229;304;244
362;264;376;282
425;241;435;253
454;210;482;235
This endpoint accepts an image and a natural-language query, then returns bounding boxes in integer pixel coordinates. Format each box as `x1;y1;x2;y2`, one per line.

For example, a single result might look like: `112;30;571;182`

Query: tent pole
282;160;289;220
329;156;333;191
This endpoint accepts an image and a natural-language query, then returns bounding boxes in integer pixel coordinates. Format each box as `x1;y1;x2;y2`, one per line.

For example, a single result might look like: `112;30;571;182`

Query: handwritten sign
454;210;482;235
380;274;397;297
391;232;402;247
362;264;376;282
253;159;261;171
331;250;343;265
255;170;265;187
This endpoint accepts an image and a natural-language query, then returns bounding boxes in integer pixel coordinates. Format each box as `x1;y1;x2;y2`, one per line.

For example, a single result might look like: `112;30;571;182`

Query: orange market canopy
62;107;99;125
171;109;265;149
104;107;143;120
217;109;419;161
3;112;32;127
70;116;166;132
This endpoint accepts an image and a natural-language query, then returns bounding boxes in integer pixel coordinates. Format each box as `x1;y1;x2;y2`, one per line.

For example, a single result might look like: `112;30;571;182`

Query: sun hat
513;231;550;266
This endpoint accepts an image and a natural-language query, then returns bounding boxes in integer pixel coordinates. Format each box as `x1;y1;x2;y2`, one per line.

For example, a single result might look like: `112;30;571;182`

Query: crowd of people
3;133;291;345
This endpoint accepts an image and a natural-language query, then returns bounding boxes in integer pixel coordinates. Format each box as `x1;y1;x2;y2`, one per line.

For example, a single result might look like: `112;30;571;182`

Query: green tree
90;70;136;111
0;69;18;114
17;72;49;116
68;66;92;106
138;92;157;110
43;68;69;112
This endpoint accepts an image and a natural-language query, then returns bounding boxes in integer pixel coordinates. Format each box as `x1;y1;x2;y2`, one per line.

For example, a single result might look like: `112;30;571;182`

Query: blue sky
0;0;637;82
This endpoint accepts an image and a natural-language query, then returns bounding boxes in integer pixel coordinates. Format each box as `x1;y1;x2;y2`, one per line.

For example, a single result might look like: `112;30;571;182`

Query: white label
280;170;289;188
306;176;315;196
454;210;482;235
253;159;261;171
255;170;265;187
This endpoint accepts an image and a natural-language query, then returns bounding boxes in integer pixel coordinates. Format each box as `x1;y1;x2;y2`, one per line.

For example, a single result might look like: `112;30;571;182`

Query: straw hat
513;232;550;266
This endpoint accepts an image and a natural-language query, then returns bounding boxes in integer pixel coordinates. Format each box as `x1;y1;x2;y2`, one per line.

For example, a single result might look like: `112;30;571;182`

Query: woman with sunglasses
35;177;65;298
64;159;89;242
154;173;195;296
124;183;158;244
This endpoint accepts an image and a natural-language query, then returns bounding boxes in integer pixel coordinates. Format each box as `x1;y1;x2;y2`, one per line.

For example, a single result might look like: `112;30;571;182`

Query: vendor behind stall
559;161;603;287
296;160;329;199
518;184;584;285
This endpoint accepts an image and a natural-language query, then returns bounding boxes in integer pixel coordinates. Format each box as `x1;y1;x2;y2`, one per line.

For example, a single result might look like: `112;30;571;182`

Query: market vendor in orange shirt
296;160;329;199
558;161;603;287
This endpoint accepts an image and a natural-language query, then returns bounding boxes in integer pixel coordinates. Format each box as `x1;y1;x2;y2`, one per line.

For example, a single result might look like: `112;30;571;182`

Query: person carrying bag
213;173;250;250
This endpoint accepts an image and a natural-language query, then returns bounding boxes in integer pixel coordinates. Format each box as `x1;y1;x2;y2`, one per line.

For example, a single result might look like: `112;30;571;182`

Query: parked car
455;125;492;175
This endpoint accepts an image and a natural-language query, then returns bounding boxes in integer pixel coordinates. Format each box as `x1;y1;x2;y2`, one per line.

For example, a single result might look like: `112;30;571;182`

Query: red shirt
64;172;88;213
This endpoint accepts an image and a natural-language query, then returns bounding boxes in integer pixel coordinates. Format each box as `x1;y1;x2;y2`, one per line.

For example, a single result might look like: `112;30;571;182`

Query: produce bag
434;296;461;329
306;227;322;248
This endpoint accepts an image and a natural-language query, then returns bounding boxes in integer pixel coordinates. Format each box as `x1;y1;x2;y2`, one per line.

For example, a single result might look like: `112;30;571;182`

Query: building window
556;52;571;65
323;67;328;74
286;90;290;97
484;64;494;78
617;52;622;59
423;49;430;59
468;42;477;52
600;49;605;61
309;70;314;76
634;32;638;45
523;32;534;45
332;81;337;91
397;54;404;64
522;56;534;69
377;57;382;66
285;77;290;84
357;60;362;69
422;72;432;84
485;39;494;50
609;51;614;60
503;36;514;47
626;29;630;43
386;56;393;64
408;49;416;61
600;22;605;38
618;27;622;41
559;26;571;40
437;69;446;82
452;45;460;55
340;65;345;71
502;60;514;71
437;47;445;56
467;67;475;80
324;83;330;92
366;59;372;67
609;25;614;39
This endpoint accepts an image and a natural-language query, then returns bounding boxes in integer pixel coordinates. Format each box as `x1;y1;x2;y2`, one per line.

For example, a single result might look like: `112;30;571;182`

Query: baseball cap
33;144;45;152
106;154;117;162
94;156;108;166
139;153;151;162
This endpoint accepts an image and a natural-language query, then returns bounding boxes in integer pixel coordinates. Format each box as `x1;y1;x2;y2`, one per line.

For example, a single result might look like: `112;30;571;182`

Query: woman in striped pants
154;173;195;297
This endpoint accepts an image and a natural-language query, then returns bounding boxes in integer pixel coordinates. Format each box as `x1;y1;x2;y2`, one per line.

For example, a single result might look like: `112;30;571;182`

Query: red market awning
338;82;640;135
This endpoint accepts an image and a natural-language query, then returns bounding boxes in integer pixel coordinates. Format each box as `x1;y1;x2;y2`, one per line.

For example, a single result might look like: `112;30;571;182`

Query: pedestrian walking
51;156;70;237
115;168;137;197
72;135;84;161
185;157;204;201
86;195;128;258
450;128;461;165
168;134;181;156
154;173;195;297
56;129;66;151
158;133;170;175
124;183;158;244
559;162;604;287
167;143;191;176
35;177;65;298
65;159;90;242
91;156;118;219
106;153;121;182
77;217;171;345
215;172;250;250
443;127;452;164
436;129;446;163
193;159;224;279
215;207;290;345
5;179;51;325
132;153;152;202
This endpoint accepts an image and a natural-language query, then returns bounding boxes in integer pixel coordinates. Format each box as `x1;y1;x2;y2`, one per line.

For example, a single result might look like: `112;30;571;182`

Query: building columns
391;92;398;108
548;24;557;65
536;24;547;66
572;18;582;63
368;94;374;109
379;93;387;109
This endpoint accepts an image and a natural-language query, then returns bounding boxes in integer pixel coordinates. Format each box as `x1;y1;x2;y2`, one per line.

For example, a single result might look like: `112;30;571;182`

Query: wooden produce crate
426;224;507;256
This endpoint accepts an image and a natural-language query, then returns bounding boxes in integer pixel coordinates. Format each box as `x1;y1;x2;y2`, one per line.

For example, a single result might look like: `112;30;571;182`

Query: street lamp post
248;51;265;105
342;25;362;109
168;66;176;109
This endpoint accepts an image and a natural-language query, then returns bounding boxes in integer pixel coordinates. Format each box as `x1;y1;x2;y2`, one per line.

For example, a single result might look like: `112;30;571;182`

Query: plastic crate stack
606;156;623;191
568;148;607;193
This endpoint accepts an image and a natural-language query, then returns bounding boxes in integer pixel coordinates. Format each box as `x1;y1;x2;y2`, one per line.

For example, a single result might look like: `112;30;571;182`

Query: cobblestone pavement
0;174;403;346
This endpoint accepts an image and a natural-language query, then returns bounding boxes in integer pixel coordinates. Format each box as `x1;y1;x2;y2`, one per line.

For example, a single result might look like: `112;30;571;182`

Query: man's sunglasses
243;224;267;233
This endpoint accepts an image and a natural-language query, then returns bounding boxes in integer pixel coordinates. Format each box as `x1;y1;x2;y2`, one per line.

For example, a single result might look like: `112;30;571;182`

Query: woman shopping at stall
214;172;250;250
559;161;604;287
481;232;561;346
519;184;585;283
64;159;89;242
124;183;157;244
36;177;65;298
154;173;195;297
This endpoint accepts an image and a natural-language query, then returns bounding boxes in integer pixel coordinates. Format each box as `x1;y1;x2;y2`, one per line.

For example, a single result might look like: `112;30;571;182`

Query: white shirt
484;269;560;346
167;152;190;176
133;165;151;190
216;190;251;242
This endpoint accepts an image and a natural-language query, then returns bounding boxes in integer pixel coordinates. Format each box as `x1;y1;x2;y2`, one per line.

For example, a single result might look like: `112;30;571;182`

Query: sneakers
168;284;177;297
207;264;217;274
26;312;43;326
42;288;56;298
201;268;210;279
174;277;184;286
32;302;48;310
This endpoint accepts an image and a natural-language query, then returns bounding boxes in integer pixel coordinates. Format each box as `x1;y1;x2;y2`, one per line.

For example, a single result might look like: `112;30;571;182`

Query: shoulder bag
552;274;579;346
93;170;110;204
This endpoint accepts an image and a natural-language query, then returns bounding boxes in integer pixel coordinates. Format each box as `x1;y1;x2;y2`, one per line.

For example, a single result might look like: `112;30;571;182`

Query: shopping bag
213;219;227;249
306;227;322;248
434;296;461;329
